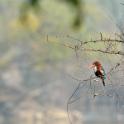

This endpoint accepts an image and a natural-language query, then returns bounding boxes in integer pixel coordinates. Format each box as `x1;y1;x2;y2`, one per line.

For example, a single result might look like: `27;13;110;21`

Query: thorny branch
67;33;124;45
47;33;124;56
83;48;124;56
66;33;124;56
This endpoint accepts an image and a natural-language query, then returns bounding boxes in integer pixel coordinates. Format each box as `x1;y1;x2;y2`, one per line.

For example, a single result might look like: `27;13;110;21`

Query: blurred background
0;0;124;124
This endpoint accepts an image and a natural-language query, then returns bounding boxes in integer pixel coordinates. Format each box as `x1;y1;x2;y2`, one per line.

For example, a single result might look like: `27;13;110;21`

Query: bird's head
89;61;102;70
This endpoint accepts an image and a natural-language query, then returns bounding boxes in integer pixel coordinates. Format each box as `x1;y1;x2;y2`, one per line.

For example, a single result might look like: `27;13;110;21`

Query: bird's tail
102;79;105;86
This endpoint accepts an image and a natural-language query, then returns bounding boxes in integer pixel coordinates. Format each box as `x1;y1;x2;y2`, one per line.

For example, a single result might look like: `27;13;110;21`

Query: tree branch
83;48;124;56
67;34;124;45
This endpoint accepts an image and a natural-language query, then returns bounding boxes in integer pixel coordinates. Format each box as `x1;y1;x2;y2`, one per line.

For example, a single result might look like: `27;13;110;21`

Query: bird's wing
101;66;106;79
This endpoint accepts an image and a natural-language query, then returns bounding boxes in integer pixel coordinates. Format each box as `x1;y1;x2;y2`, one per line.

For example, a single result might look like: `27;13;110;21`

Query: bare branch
83;48;124;56
66;34;124;45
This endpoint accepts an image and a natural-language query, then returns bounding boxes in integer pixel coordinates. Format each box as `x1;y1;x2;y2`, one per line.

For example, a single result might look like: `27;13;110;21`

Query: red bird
90;61;106;86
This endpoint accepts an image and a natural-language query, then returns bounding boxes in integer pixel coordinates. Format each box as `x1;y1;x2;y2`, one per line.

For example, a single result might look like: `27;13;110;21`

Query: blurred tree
19;0;84;29
65;0;84;28
28;0;41;12
17;0;41;31
30;0;39;6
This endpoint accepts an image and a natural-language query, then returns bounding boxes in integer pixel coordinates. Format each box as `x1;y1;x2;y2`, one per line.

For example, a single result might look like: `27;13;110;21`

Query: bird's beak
88;64;95;69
